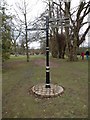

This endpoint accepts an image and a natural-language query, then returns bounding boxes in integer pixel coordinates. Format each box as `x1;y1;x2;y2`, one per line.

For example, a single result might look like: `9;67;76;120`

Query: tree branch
78;24;90;46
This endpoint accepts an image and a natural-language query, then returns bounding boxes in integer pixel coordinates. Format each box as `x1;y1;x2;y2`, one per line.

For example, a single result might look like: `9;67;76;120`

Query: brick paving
31;83;64;98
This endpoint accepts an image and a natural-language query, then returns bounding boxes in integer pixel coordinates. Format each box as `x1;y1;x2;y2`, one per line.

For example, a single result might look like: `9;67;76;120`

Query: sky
6;0;47;22
6;0;89;48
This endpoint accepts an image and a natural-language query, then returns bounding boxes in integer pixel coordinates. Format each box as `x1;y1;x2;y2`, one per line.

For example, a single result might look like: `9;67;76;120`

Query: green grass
2;55;88;118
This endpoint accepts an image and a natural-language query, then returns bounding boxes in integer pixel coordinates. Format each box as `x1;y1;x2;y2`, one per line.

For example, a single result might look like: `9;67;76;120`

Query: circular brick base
31;83;64;98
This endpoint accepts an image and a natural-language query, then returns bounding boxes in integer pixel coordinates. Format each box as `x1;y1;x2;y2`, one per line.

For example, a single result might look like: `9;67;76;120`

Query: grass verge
2;55;88;118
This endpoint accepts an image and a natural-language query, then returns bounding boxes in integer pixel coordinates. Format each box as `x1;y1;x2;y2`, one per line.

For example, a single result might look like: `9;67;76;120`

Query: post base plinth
31;83;64;98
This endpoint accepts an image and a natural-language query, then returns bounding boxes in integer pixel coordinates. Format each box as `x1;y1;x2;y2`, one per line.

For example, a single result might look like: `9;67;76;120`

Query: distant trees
40;40;46;55
11;22;21;56
1;0;90;62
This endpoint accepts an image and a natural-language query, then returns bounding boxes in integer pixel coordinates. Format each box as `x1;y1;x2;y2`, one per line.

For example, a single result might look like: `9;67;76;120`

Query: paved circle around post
31;83;64;98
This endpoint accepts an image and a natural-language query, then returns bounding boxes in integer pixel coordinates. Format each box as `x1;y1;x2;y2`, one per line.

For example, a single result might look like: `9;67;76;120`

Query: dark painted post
45;16;51;88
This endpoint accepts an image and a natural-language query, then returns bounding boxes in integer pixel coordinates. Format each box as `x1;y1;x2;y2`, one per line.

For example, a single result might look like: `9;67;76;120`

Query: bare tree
66;1;90;61
57;0;90;61
13;0;33;62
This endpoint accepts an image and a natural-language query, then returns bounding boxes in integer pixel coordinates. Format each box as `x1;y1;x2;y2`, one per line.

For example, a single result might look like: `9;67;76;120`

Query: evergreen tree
1;3;12;61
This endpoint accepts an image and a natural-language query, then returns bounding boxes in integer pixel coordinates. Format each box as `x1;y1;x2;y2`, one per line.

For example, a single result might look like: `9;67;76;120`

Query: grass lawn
2;55;88;118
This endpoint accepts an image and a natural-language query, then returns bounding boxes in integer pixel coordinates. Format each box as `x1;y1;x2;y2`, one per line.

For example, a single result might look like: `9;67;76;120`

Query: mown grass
2;55;88;118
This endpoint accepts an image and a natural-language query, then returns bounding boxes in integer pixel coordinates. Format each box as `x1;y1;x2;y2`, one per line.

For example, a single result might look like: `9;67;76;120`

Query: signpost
27;15;69;89
45;16;51;88
27;0;70;89
28;1;69;97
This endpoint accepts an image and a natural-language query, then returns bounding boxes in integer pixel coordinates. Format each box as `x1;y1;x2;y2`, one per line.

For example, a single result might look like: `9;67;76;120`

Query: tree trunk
24;13;29;62
50;35;58;58
65;2;78;61
72;37;78;61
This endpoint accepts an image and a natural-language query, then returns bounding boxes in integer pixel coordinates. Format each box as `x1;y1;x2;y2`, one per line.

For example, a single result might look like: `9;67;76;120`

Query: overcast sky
6;0;46;21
